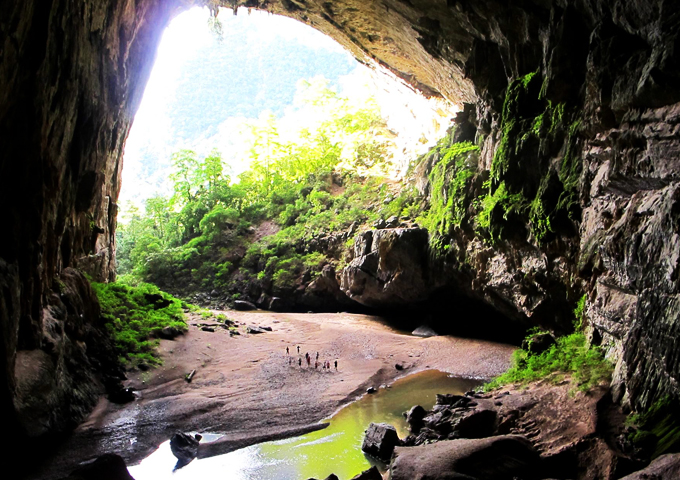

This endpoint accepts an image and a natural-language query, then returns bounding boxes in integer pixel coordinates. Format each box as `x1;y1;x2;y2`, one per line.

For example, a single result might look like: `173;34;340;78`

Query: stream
129;370;480;480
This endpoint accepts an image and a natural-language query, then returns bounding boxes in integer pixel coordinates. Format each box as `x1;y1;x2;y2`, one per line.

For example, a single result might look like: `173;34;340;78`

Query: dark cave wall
1;0;679;447
0;0;184;441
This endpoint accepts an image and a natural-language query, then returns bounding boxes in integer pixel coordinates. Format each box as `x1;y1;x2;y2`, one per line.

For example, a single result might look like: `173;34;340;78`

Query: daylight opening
116;6;456;310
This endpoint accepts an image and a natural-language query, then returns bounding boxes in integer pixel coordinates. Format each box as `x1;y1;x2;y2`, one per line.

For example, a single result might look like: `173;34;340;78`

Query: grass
92;281;188;368
484;332;612;392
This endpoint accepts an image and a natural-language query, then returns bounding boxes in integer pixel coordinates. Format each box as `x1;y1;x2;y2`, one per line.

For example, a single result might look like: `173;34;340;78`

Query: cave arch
2;0;680;466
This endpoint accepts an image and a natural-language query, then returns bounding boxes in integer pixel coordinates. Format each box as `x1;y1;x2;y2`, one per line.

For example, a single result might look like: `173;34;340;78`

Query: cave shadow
378;288;527;346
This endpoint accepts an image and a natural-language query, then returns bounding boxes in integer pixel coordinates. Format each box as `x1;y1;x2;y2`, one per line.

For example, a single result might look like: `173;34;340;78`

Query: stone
170;432;201;466
233;300;257;311
201;327;215;332
64;454;135;480
412;325;438;337
159;326;182;339
246;326;267;334
389;435;539;480
108;387;135;404
451;408;497;439
349;466;382;480
385;215;399;227
395;363;404;370
362;422;401;461
405;405;427;433
366;387;376;394
619;453;680;480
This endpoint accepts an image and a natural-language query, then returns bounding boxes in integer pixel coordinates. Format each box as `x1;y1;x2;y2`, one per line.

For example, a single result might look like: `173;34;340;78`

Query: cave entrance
116;6;455;310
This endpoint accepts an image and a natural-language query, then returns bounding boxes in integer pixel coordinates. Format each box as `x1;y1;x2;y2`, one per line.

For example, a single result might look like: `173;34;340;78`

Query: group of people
286;345;338;371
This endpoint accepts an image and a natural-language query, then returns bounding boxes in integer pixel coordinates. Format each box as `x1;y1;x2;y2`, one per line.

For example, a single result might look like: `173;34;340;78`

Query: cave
2;0;680;477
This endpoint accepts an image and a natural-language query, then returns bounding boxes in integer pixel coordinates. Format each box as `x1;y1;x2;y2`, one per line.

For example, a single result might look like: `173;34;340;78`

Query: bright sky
120;7;456;210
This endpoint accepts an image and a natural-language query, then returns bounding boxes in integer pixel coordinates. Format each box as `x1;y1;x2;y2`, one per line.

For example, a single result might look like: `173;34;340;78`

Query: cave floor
32;310;515;479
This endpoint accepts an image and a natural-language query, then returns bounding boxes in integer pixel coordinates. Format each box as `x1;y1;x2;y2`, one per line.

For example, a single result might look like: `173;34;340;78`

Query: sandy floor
33;311;515;479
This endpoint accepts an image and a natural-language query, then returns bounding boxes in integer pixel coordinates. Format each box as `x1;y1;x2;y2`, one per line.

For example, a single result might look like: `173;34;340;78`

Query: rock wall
1;0;679;449
0;0;185;448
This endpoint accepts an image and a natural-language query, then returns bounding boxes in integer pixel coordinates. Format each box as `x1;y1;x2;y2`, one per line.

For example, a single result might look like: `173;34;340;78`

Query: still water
129;370;480;480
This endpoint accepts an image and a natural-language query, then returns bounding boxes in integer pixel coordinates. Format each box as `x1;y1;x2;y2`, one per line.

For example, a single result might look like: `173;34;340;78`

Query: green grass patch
92;282;188;368
484;332;612;392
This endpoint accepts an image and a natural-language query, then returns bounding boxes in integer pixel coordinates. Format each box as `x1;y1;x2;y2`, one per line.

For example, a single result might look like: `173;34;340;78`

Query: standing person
315;361;318;369
307;355;311;367
316;352;319;361
334;360;338;371
289;357;292;365
297;345;300;354
298;357;302;367
286;347;289;355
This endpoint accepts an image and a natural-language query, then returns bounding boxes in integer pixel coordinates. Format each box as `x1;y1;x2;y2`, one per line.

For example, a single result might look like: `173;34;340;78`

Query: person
316;352;319;360
334;360;338;370
297;346;300;354
298;358;302;367
315;361;318;369
307;355;311;367
286;347;289;355
289;357;292;365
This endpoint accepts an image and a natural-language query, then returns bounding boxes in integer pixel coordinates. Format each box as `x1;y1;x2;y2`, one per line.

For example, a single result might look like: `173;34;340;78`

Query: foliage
418;141;479;237
484;332;612;392
628;397;680;458
116;79;397;298
92;282;188;368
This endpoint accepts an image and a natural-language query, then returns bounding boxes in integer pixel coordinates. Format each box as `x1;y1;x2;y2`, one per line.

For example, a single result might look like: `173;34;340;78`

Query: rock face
2;0;680;457
620;453;680;480
340;229;430;307
389;435;539;480
0;0;183;454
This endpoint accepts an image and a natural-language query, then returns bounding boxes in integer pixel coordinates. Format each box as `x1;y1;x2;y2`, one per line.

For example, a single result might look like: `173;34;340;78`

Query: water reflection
129;370;480;480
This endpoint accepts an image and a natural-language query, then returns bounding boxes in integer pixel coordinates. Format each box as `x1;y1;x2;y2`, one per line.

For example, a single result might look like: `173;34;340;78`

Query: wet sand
33;311;515;479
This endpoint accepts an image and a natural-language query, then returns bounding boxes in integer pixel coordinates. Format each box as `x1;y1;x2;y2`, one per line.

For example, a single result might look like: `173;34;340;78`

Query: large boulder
362;422;401;461
412;326;438;337
233;300;257;311
388;435;539;480
350;466;382;480
340;229;430;307
619;453;680;480
170;432;201;466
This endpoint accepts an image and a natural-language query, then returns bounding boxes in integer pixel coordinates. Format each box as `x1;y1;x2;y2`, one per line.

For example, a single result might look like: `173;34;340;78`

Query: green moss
573;294;587;329
92;282;188;368
628;397;680;458
418;141;479;236
476;181;528;242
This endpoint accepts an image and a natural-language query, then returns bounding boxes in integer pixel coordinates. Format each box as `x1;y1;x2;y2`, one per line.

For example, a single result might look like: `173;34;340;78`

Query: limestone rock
619;453;680;480
349;466;382;480
233;300;257;311
412;325;438;337
389;435;539;480
340;229;429;307
362;422;401;461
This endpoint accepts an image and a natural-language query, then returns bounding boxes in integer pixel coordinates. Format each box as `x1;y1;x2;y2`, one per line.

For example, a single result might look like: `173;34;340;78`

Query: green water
129;370;480;480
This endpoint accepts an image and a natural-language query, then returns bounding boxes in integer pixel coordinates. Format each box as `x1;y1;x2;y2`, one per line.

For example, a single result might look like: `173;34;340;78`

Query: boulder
366;387;377;394
170;432;201;466
340;229;430;307
389;435;539;480
362;422;401;461
108;387;135;404
159;326;181;339
233;300;257;311
619;453;680;479
405;405;427;433
63;454;134;480
451;408;497;439
350;466;382;480
247;325;267;334
412;325;438;337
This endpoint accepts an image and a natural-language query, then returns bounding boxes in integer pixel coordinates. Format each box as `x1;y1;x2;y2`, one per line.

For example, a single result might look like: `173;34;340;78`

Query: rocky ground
31;310;515;480
352;377;680;480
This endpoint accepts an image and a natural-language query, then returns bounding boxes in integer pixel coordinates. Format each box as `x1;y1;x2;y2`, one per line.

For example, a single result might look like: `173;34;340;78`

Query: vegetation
117;78;402;298
628;397;680;458
484;298;612;392
92;282;188;368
